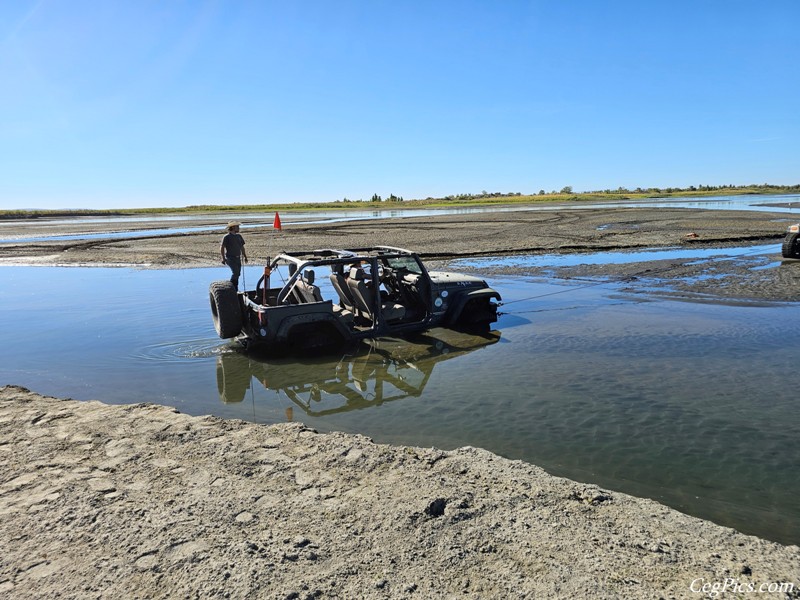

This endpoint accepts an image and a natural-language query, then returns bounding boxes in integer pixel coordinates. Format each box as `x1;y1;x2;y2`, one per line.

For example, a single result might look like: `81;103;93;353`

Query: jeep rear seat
294;269;354;324
294;269;323;303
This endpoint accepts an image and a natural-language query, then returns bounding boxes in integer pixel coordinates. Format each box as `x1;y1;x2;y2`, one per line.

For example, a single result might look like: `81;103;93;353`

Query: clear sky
1;1;798;210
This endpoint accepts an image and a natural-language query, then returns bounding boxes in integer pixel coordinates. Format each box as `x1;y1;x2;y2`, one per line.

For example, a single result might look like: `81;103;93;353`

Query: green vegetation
2;183;799;220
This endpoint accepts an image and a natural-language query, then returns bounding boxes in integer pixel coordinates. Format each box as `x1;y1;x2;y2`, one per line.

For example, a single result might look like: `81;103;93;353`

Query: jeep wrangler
209;246;501;353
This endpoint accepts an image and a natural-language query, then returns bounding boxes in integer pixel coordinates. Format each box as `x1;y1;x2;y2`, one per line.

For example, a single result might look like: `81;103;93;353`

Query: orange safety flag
273;212;282;230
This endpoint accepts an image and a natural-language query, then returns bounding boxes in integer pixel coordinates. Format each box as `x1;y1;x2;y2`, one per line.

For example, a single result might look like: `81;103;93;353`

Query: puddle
750;262;782;271
596;223;640;231
0;264;798;546
451;244;778;270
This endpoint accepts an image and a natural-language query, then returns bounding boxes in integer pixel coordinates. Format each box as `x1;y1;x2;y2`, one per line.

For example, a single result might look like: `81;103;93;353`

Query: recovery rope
496;243;781;311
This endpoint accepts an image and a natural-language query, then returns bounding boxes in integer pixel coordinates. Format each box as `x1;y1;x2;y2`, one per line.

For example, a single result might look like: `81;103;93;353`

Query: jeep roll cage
209;245;501;354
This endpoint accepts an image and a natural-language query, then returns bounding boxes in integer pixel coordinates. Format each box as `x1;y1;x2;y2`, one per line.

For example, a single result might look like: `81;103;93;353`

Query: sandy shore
2;386;798;599
2;205;800;597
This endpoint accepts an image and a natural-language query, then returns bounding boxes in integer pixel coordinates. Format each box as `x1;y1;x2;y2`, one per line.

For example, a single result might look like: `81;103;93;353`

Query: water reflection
215;329;501;416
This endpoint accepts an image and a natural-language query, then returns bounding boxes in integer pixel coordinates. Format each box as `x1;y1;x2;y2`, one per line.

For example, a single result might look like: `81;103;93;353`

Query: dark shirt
221;233;245;259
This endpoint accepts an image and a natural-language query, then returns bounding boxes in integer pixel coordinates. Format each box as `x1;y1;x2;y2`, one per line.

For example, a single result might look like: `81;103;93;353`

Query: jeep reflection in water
215;328;502;409
209;246;501;353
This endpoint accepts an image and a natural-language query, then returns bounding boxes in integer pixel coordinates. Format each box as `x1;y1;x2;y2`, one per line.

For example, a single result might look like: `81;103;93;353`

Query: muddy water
0;263;798;545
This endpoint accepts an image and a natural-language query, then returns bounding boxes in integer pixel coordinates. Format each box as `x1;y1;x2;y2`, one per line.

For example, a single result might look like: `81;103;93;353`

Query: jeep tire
782;232;800;259
210;280;242;339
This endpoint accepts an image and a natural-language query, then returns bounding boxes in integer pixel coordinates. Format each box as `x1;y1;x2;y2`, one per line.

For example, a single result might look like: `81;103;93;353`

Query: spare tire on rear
209;280;242;339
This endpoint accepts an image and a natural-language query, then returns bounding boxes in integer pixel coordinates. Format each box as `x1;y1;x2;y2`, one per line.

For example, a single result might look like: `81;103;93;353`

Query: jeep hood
428;271;488;287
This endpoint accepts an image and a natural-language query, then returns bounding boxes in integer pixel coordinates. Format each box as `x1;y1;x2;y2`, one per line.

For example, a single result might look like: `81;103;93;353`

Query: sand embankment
1;386;798;599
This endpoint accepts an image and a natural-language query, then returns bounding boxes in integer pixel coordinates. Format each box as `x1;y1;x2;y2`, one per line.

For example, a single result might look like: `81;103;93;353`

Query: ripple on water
129;338;231;362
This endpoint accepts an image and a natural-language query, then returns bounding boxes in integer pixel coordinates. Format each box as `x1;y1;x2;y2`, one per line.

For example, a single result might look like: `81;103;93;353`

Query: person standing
220;221;248;289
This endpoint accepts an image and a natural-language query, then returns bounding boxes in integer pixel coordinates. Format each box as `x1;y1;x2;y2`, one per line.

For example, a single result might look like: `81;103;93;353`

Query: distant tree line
333;183;800;205
339;193;404;203
583;183;800;195
337;191;526;204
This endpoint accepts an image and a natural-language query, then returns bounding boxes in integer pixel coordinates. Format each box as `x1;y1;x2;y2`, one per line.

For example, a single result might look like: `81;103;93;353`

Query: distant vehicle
209;246;501;353
782;224;800;258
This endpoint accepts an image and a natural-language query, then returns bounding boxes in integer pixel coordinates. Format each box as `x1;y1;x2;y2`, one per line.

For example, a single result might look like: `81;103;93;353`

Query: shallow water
0;261;798;545
451;244;779;269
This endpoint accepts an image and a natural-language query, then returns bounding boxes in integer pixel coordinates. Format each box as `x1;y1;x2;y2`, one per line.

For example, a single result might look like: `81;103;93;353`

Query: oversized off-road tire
209;280;242;339
782;232;800;259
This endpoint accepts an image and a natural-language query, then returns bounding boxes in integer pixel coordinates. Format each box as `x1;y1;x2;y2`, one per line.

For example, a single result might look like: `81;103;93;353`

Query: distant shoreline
2;186;799;219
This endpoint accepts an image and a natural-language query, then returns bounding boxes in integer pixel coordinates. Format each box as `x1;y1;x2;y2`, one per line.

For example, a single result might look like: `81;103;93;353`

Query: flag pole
265;211;282;300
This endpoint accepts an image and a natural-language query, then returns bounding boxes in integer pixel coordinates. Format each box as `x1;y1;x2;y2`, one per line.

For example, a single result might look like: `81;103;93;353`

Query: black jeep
209;246;501;353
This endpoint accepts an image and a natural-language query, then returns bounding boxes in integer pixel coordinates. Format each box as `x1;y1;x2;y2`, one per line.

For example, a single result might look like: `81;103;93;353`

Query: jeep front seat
346;267;406;323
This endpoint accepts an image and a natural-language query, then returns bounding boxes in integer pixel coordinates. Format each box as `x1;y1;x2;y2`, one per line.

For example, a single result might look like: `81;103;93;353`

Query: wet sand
2;205;800;597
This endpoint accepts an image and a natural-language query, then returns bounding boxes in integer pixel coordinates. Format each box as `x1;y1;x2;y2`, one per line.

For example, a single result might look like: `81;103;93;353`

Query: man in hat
220;222;248;289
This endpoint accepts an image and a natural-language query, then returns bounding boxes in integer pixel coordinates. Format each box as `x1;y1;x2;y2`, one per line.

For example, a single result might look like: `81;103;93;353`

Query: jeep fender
445;288;501;326
274;312;351;343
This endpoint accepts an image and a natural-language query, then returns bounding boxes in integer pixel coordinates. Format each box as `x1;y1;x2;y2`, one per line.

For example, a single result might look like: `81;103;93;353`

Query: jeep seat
329;264;356;311
294;270;323;303
347;267;406;323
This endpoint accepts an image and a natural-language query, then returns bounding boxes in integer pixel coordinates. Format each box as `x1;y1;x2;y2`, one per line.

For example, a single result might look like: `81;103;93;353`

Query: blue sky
1;1;798;210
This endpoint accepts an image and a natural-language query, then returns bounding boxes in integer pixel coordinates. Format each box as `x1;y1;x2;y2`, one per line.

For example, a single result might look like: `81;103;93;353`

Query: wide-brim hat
226;221;241;231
